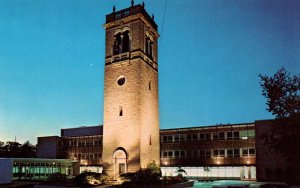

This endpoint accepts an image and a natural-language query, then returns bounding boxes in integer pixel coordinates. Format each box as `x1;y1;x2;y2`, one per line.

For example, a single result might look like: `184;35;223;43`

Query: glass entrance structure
11;158;79;180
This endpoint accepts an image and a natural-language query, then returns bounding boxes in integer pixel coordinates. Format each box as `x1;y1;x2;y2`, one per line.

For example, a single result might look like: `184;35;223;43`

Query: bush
120;168;161;186
120;172;136;182
74;172;108;186
47;173;68;184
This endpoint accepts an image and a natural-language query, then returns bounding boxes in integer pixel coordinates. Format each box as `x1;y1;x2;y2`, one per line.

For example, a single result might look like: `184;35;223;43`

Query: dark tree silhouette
259;67;300;184
0;141;36;158
259;67;300;119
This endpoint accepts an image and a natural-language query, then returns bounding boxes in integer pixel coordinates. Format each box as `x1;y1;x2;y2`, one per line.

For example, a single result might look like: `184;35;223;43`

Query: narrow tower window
149;80;151;90
145;36;153;59
145;37;149;56
119;106;123;116
113;33;122;55
122;31;130;53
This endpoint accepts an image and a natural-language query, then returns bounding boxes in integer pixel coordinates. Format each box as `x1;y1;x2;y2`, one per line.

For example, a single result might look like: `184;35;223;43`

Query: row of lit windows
161;148;255;159
162;150;186;158
67;139;102;147
161;130;255;143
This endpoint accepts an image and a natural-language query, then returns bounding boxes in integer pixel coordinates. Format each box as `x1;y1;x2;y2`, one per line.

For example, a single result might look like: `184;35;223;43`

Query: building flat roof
160;122;255;132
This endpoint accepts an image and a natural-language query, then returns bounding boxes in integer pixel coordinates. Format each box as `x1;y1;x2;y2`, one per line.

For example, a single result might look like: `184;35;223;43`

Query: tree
20;141;36;158
0;141;36;158
259;67;300;119
259;67;300;184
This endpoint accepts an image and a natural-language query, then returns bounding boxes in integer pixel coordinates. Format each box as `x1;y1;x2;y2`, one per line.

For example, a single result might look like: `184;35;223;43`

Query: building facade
37;126;103;173
37;122;256;180
160;123;256;179
102;4;160;179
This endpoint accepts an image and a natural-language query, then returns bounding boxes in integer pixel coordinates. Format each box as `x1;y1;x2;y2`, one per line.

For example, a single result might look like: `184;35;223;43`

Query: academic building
38;123;257;180
36;2;299;183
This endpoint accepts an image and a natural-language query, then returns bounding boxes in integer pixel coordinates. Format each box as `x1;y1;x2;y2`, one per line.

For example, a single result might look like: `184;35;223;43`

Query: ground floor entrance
113;148;127;179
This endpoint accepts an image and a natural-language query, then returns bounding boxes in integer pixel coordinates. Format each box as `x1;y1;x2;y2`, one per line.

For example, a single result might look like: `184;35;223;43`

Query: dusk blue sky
0;0;299;144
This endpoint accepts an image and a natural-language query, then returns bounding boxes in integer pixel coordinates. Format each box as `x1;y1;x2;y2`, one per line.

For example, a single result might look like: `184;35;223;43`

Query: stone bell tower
102;2;160;179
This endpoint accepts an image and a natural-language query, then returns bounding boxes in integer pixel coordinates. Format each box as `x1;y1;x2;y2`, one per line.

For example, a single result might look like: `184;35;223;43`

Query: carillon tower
102;2;160;179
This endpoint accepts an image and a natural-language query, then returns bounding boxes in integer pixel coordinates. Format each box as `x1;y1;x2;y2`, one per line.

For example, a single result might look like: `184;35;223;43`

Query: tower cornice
105;4;159;37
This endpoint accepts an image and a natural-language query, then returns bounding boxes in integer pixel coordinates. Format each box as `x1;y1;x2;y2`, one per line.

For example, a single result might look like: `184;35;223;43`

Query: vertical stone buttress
102;4;160;179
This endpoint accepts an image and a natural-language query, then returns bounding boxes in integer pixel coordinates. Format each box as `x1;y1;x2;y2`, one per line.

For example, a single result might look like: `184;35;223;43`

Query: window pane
219;132;225;139
227;132;233;138
206;150;211;157
213;150;218;157
213;132;218;140
219;150;225;157
192;134;198;140
234;131;239;138
242;148;248;156
249;148;255;155
206;133;211;140
180;151;185;157
199;133;205;140
234;149;240;157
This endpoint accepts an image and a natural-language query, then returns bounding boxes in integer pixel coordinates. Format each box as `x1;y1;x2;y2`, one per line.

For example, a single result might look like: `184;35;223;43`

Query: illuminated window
240;129;255;139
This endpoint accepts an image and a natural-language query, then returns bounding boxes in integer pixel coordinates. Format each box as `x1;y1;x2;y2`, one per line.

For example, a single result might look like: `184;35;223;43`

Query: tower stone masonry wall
102;4;160;179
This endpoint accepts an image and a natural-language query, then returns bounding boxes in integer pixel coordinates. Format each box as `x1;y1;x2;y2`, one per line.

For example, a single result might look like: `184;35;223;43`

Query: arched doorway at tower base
113;148;127;179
